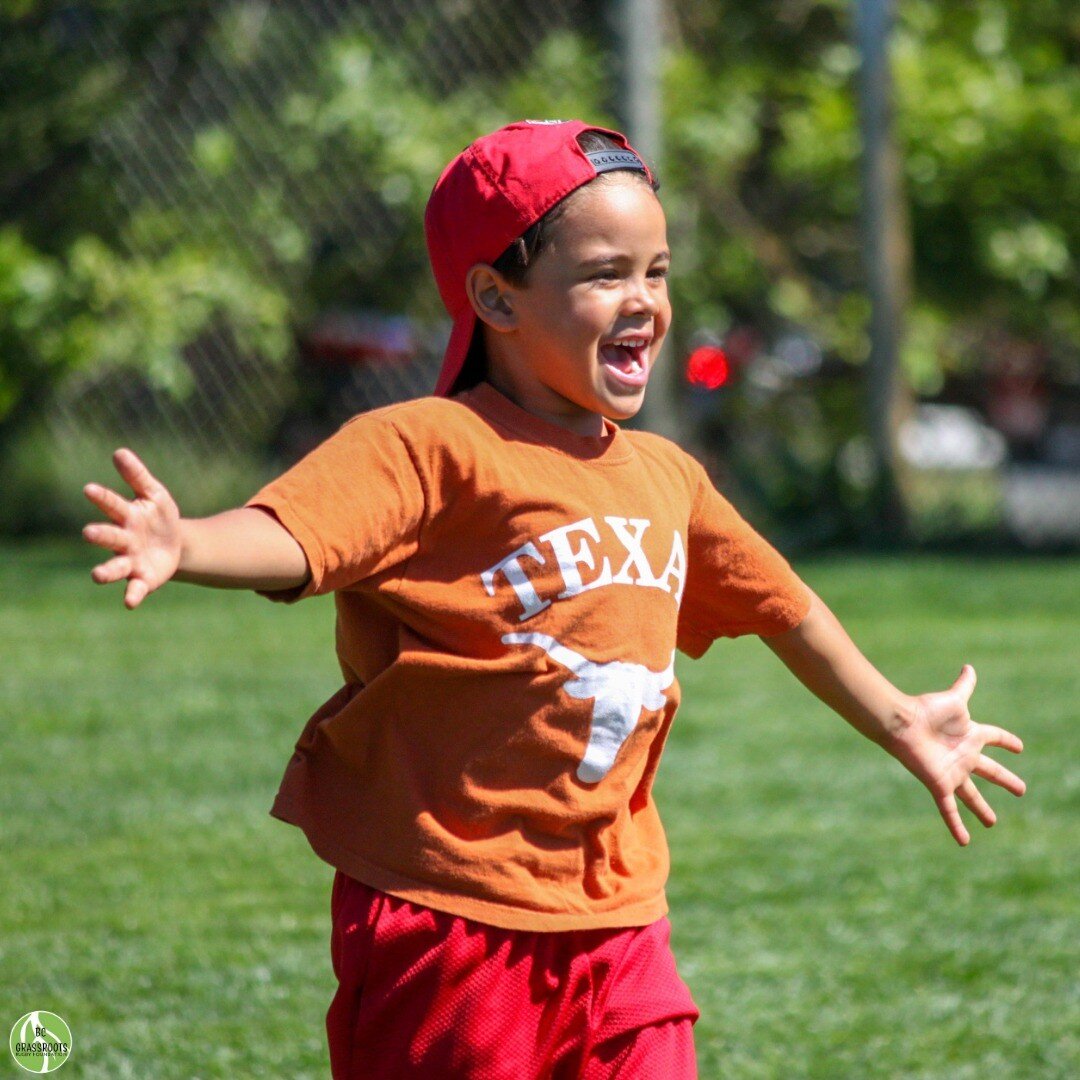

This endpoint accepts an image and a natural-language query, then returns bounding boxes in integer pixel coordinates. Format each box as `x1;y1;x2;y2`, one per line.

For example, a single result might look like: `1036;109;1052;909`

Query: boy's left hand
886;665;1025;846
765;593;1026;845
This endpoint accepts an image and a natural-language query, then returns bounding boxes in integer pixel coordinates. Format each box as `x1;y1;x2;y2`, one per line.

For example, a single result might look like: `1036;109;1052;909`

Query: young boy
83;121;1025;1078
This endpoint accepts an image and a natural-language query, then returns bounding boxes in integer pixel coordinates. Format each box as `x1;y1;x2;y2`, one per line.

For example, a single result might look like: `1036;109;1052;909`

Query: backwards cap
424;120;652;397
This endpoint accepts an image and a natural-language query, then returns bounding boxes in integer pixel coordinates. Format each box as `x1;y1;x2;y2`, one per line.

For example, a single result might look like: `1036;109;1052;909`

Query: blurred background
3;5;1078;1077
2;0;1077;550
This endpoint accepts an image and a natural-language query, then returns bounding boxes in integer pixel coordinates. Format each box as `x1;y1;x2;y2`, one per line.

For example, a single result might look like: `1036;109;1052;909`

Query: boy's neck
483;372;607;439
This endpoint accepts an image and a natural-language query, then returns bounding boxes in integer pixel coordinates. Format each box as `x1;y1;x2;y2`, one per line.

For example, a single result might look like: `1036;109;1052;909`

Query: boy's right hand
83;448;182;609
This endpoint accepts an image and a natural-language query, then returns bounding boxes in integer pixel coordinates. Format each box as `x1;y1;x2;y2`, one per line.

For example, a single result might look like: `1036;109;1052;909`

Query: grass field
2;543;1077;1078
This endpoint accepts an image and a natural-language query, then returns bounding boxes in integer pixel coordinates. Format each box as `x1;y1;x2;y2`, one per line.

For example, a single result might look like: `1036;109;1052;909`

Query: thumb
124;577;149;610
951;663;977;703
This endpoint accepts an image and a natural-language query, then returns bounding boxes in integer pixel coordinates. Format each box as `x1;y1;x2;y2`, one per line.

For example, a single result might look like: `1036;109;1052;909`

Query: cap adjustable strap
586;149;647;175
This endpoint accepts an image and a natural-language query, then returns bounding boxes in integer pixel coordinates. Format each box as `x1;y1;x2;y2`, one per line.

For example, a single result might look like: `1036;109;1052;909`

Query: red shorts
327;872;699;1079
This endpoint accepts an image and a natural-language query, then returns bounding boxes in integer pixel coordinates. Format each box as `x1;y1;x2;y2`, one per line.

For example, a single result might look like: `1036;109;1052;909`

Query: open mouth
599;338;651;388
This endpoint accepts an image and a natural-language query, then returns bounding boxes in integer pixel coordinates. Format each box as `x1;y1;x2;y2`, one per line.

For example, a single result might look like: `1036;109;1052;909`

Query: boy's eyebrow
577;250;671;268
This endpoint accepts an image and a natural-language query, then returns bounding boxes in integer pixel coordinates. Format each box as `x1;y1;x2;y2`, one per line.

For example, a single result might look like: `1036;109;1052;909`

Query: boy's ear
465;264;517;333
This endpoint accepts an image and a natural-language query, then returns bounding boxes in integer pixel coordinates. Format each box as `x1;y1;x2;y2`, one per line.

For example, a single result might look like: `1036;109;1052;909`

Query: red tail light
685;345;730;390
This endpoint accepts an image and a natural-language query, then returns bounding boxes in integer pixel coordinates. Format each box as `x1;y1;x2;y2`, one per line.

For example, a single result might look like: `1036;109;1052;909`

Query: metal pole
620;0;661;166
615;0;681;439
855;0;913;538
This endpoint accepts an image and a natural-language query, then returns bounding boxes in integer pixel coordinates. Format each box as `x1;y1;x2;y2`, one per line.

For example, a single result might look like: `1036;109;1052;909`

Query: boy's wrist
176;517;189;564
878;693;919;750
174;518;197;578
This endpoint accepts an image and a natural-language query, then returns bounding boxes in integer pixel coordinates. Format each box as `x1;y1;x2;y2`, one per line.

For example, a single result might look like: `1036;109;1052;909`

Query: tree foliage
0;1;607;451
0;0;1076;475
664;0;1079;395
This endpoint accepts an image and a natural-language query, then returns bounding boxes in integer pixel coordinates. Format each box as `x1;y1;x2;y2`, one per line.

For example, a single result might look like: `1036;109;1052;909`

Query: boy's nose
621;279;659;317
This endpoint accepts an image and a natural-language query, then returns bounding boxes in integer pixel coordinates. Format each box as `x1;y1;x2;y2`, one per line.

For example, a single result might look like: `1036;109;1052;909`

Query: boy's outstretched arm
83;448;310;609
763;590;1025;846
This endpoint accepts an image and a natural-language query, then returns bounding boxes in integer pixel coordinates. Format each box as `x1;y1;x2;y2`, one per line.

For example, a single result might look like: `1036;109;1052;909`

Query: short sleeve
677;462;811;657
244;412;426;602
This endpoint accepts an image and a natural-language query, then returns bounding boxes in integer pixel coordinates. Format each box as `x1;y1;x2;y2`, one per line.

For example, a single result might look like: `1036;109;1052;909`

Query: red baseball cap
424;120;653;397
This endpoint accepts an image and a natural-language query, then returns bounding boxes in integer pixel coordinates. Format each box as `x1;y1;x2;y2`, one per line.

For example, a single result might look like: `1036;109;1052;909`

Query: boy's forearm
762;591;915;747
175;508;310;592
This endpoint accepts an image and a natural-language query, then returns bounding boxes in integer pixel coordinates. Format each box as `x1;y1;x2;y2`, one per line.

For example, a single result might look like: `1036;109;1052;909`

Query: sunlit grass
2;544;1076;1077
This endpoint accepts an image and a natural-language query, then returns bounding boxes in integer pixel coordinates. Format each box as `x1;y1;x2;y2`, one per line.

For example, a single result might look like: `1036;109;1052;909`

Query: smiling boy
464;164;670;431
84;121;1024;1077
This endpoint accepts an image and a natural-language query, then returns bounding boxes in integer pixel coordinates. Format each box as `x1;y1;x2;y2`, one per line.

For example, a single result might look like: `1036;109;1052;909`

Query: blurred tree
0;0;1076;542
0;0;608;456
665;0;1078;382
0;2;291;456
663;0;1078;540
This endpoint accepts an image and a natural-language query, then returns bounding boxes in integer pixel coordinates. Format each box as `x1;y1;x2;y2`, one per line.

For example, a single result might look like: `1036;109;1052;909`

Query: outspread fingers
956;778;996;828
113;448;166;500
91;556;133;584
974;753;1026;797
935;791;970;847
83;482;130;525
83;522;129;553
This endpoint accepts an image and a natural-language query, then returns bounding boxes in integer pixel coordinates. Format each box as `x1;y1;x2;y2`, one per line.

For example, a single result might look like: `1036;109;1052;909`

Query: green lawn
1;544;1076;1078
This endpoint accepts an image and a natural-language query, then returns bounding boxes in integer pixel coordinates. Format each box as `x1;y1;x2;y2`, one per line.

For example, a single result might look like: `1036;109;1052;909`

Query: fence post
614;0;681;440
855;0;914;539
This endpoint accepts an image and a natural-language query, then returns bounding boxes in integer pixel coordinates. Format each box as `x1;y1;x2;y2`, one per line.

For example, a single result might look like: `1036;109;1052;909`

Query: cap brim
434;307;478;397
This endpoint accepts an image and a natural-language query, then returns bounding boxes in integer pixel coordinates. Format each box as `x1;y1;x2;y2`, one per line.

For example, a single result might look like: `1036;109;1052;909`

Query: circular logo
9;1012;72;1073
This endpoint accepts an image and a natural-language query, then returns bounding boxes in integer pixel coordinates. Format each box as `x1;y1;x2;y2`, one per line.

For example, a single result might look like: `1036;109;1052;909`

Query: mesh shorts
327;872;699;1079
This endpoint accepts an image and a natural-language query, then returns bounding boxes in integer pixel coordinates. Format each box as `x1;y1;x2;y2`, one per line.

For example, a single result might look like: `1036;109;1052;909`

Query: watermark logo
9;1012;72;1074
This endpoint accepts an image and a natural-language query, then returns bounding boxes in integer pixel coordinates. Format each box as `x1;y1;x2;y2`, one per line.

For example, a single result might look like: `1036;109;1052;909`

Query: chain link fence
42;0;601;511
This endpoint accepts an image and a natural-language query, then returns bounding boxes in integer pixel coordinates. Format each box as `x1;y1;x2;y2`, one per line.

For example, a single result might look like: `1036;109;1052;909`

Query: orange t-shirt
246;381;811;931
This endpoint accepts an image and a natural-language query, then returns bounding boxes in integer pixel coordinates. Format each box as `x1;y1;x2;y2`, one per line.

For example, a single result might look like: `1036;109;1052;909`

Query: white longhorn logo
502;632;676;783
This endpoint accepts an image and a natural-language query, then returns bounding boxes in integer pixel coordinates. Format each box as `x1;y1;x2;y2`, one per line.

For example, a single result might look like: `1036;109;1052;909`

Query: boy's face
487;173;671;435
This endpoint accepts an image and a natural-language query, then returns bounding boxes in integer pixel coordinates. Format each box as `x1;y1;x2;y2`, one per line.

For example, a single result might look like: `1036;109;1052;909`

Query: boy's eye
585;264;669;283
